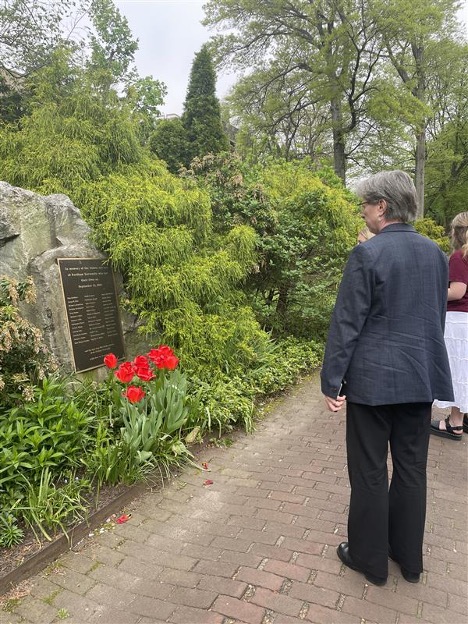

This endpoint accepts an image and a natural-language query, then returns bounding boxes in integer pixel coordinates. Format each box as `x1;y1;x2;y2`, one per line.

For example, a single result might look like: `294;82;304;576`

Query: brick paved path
1;374;467;624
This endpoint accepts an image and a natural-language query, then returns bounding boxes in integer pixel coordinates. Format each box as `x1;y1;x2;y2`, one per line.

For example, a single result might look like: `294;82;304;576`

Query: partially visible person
432;211;468;439
321;170;453;586
357;225;375;244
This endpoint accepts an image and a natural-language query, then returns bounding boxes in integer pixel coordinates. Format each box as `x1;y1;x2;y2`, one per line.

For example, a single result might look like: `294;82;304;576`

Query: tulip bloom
148;345;179;370
104;353;118;369
124;386;145;403
133;355;150;368
115;361;136;383
136;366;155;382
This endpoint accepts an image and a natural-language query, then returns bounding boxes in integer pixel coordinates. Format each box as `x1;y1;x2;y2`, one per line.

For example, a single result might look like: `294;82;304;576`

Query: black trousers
346;401;432;579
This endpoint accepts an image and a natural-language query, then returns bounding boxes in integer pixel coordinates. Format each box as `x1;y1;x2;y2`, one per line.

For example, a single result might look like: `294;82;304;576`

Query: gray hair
355;170;418;222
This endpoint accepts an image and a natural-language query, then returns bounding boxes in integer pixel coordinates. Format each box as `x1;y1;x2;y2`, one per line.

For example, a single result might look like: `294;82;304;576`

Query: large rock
0;181;147;375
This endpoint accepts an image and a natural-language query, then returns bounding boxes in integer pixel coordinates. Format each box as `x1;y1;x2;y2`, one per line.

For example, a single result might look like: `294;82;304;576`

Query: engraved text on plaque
58;258;125;372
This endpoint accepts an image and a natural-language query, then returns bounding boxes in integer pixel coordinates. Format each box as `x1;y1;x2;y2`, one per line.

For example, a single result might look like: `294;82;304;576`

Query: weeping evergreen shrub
77;160;270;377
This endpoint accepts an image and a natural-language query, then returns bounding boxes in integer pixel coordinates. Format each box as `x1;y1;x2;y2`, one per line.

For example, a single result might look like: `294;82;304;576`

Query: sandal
430;416;463;440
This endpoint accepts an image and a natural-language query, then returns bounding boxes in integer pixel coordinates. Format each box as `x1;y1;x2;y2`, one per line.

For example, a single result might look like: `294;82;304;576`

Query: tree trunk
275;284;289;323
414;128;425;219
412;43;426;219
330;99;346;184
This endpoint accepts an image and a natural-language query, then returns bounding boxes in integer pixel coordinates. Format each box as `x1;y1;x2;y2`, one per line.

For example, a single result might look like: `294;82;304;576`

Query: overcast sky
115;0;468;117
115;1;235;116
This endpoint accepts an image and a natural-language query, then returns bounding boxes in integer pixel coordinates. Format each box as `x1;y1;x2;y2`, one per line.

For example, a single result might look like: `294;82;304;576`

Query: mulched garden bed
0;438;214;598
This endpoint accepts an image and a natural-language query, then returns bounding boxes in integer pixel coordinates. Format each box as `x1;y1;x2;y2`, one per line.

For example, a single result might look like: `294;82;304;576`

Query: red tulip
135;366;155;382
115;362;135;383
124;386;145;403
148;345;179;370
133;355;149;368
104;353;118;369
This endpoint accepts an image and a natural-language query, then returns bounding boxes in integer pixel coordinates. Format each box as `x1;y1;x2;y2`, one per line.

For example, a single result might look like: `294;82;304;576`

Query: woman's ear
378;199;387;215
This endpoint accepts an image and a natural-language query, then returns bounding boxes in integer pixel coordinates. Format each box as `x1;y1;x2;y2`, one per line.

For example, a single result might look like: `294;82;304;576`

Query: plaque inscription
57;258;125;372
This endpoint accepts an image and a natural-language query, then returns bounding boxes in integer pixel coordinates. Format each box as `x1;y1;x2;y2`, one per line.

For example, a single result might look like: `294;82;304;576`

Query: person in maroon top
432;211;468;439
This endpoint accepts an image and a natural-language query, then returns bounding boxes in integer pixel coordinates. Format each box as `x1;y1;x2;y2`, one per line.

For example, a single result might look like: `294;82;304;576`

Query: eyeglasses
360;200;381;208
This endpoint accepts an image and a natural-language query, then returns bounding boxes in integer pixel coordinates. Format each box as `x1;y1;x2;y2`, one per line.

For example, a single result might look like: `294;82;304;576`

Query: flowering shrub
0;275;58;407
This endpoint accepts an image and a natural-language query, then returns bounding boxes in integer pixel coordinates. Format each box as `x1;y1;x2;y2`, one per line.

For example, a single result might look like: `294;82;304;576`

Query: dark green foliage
0;376;94;534
189;154;361;340
182;45;229;163
0;75;27;123
247;336;323;396
150;118;189;173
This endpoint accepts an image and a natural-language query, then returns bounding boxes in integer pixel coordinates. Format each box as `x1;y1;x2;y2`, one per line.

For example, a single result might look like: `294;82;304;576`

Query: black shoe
463;414;468;434
388;548;421;583
337;542;387;586
401;569;420;583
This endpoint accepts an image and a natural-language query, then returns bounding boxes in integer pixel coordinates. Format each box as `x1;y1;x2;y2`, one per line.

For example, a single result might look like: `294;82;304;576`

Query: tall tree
0;0;81;75
87;0;138;90
203;0;384;184
124;75;166;144
182;44;228;163
225;60;330;163
372;0;461;216
424;40;468;225
0;0;89;123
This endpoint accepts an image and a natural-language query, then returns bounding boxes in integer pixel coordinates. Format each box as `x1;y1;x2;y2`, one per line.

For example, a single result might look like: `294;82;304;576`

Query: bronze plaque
57;258;125;372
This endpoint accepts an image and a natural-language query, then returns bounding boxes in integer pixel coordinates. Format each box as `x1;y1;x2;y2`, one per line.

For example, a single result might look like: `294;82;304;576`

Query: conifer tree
182;44;228;164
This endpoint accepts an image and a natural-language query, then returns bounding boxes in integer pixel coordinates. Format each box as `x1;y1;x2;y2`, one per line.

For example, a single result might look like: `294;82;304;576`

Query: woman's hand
323;394;347;412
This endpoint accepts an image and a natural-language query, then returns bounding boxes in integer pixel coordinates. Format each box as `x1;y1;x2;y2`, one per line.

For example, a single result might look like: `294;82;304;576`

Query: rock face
0;181;146;375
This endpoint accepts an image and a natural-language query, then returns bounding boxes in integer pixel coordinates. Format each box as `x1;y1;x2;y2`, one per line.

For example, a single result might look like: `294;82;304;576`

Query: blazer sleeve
320;245;373;397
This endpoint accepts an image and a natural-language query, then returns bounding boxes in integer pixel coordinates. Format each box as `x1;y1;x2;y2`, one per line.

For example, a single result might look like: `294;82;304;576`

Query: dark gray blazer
321;223;454;405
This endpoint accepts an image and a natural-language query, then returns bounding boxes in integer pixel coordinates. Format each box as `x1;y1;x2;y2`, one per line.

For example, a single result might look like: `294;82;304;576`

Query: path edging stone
0;483;146;596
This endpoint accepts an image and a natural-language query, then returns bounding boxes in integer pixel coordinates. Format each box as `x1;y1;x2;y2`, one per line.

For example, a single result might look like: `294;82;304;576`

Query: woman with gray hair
321;170;453;586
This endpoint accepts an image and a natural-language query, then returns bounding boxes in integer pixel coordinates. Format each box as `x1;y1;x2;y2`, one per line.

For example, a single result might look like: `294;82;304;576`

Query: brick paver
1;373;467;623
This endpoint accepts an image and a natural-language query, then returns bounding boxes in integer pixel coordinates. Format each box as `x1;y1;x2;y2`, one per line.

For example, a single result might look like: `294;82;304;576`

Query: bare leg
437;406;463;430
